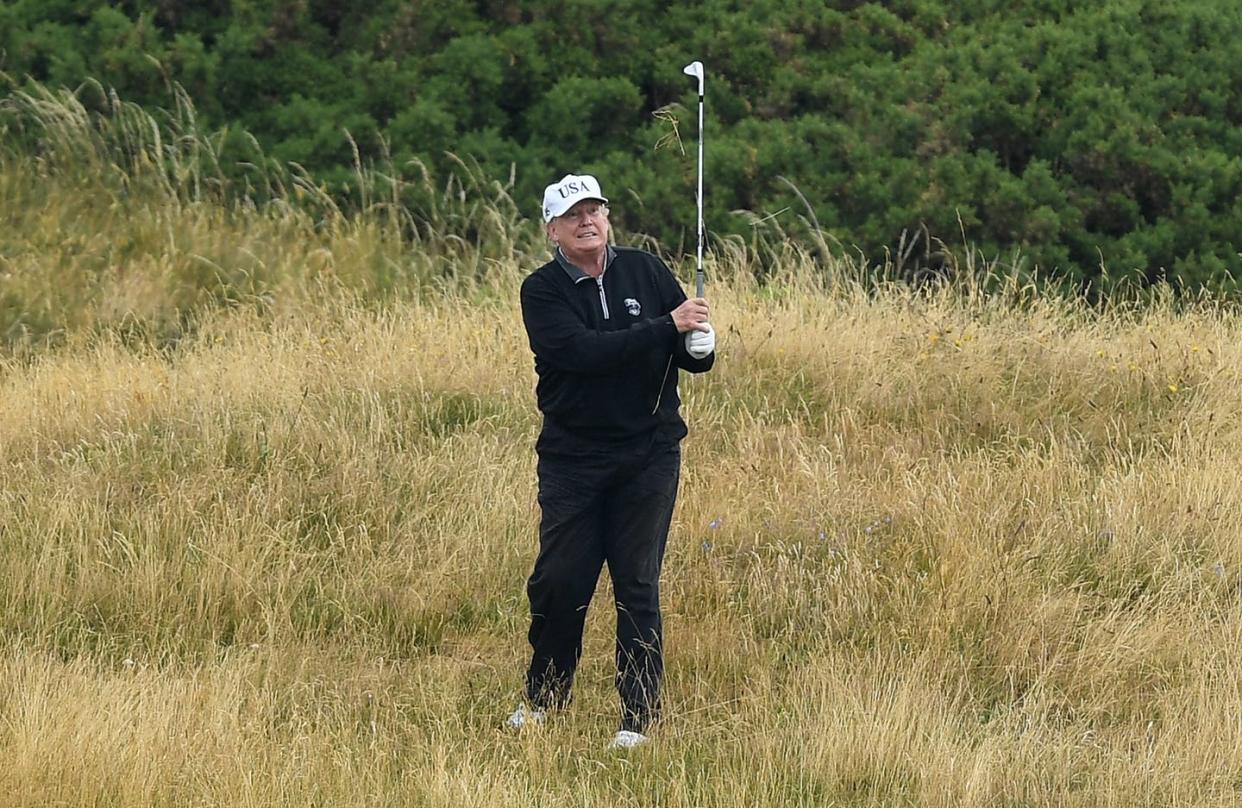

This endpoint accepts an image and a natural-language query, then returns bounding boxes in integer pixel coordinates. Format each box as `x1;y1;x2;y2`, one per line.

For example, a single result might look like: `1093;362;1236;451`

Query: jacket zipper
651;355;673;414
595;277;610;319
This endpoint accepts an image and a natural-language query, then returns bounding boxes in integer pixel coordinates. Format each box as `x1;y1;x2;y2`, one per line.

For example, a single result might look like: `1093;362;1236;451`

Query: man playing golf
510;173;715;749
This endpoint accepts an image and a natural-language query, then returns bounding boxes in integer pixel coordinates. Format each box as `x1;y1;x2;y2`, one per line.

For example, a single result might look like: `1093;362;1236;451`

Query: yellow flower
1168;383;1179;394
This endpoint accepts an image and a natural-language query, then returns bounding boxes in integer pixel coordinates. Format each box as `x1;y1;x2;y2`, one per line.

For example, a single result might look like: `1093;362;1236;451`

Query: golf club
683;60;705;298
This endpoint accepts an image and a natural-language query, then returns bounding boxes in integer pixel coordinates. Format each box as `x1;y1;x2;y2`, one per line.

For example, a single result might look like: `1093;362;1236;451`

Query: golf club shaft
695;82;704;298
683;61;705;299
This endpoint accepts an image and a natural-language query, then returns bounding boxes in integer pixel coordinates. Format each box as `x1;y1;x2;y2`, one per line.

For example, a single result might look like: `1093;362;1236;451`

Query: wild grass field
2;85;1242;806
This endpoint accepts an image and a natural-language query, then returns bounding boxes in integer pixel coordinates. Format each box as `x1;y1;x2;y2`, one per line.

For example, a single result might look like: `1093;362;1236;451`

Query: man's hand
685;323;715;359
671;297;710;333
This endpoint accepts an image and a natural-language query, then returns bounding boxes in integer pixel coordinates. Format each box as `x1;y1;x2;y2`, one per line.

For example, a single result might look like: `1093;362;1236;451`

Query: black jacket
520;246;715;455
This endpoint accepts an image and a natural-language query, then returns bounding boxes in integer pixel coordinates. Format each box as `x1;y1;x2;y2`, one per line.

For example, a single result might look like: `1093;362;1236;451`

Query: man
510;173;716;749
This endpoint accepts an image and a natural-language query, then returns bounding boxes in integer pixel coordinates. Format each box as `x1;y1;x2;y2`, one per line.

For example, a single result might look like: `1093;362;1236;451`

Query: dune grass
2;82;1242;806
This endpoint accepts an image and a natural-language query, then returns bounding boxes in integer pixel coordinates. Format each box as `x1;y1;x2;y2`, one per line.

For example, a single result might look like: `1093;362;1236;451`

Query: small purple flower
708;517;723;530
701;540;713;553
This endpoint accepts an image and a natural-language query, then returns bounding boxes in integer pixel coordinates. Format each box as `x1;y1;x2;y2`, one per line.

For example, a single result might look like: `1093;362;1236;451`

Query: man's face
548;200;610;254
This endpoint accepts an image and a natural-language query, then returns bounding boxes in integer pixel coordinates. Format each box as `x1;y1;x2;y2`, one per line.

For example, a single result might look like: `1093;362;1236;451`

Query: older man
510;173;715;749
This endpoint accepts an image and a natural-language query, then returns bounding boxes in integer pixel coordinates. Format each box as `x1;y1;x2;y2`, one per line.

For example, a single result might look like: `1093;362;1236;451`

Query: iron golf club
683;60;705;298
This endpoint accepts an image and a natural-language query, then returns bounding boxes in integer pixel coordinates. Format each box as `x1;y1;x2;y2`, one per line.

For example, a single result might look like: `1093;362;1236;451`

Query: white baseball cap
542;174;608;222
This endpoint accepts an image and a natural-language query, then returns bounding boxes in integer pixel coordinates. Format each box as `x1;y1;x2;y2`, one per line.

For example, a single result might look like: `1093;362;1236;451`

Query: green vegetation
5;0;1242;287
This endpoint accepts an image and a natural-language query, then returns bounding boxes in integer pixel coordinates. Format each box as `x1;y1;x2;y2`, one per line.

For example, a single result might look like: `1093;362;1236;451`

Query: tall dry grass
2;82;1242;806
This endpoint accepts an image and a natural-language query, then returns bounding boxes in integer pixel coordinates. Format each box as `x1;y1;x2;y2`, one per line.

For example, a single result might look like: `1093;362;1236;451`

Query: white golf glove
685;323;715;359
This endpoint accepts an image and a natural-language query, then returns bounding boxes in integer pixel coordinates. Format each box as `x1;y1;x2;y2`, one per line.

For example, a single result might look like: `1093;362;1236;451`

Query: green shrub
6;0;1242;289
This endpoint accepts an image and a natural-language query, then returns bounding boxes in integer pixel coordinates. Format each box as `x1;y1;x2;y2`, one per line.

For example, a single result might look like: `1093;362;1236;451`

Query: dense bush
4;0;1242;288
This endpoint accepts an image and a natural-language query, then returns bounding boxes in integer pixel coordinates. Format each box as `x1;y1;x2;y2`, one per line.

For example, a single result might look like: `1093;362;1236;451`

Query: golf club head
683;61;704;94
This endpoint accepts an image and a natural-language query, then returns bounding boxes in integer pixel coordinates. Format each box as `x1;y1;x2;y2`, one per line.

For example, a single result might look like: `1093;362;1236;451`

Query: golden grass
3;85;1242;805
3;267;1241;805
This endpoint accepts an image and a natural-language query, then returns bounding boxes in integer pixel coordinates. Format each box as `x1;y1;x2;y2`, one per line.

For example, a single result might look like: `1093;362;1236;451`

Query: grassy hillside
3;90;1242;806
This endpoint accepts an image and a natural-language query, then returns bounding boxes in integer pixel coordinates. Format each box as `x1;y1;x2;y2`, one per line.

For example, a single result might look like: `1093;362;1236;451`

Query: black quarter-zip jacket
520;246;715;455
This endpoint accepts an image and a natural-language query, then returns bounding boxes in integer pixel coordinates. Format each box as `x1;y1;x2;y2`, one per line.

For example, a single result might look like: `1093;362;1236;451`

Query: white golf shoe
505;704;546;730
607;730;649;750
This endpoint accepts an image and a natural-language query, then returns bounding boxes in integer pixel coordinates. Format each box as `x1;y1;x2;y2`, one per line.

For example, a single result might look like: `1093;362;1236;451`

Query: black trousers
524;438;680;734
